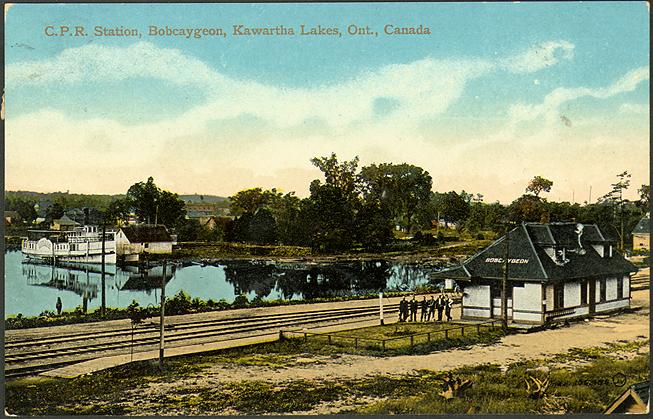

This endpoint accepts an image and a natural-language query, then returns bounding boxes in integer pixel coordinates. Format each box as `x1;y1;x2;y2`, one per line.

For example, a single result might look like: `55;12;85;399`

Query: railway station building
432;222;638;325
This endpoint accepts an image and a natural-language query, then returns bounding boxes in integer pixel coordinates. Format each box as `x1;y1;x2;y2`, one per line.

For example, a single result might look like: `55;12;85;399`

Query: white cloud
619;102;649;114
506;66;649;128
6;40;575;132
7;39;648;203
501;40;574;74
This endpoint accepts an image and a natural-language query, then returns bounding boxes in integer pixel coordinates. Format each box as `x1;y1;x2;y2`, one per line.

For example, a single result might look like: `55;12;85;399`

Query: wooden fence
279;320;498;352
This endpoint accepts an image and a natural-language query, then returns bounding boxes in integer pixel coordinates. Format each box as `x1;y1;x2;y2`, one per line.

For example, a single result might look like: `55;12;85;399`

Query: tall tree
526;176;554;197
598;171;634;251
310;153;360;202
125;177;186;228
359;163;432;233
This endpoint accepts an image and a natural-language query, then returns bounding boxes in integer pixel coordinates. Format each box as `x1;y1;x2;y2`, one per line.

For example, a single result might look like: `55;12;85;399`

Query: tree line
5;155;650;253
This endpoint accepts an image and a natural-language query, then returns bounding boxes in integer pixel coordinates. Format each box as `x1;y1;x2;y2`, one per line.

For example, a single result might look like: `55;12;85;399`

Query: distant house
432;222;638;326
51;215;80;231
632;214;650;252
4;211;22;226
605;381;649;414
115;224;173;262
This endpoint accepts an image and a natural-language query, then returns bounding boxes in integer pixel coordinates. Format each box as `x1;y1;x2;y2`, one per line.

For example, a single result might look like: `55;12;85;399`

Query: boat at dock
21;225;117;264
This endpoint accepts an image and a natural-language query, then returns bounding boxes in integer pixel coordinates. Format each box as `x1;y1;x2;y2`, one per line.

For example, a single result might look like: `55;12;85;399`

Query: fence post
461;327;465;337
445;329;448;339
410;335;414;347
279;330;284;341
476;324;481;333
328;334;332;345
427;332;431;342
381;340;386;351
304;332;307;342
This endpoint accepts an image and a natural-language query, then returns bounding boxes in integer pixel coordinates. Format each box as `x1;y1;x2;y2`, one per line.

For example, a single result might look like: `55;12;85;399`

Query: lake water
4;251;438;317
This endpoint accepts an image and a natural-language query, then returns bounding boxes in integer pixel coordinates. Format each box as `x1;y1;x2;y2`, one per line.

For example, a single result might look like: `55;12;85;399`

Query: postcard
3;2;650;415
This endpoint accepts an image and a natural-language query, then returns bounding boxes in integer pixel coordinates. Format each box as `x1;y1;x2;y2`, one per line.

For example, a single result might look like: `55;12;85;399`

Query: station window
554;283;564;309
580;281;588;305
599;278;607;302
617;277;623;299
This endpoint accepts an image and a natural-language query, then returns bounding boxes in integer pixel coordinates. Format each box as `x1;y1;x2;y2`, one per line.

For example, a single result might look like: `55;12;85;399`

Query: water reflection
5;251;436;317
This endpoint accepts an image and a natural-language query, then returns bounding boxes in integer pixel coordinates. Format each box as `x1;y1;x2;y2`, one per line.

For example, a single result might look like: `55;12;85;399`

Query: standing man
410;296;418;322
445;295;453;322
437;294;445;322
56;296;62;315
399;297;407;322
420;296;428;322
427;295;436;321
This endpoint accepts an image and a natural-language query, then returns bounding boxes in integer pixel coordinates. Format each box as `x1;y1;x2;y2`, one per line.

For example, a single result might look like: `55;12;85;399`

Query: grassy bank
5;340;648;415
6;289;455;330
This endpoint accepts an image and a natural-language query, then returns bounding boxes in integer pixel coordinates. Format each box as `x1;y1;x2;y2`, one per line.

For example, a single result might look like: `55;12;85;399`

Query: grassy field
289;321;501;353
5;340;648;415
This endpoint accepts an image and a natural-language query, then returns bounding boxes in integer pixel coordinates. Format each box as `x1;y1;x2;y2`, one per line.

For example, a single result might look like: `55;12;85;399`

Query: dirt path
129;289;649;413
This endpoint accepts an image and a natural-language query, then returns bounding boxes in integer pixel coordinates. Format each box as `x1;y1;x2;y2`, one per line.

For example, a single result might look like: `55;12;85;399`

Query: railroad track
5;303;401;380
631;274;650;290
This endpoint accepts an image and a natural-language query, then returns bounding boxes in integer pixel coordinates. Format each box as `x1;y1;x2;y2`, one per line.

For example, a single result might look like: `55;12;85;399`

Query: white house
432;222;638;325
115;224;173;262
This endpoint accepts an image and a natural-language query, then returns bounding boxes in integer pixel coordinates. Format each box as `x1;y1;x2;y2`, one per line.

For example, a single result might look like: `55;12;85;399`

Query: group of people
399;294;453;322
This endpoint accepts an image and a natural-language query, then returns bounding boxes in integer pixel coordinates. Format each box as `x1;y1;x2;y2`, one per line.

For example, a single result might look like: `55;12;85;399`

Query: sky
4;2;650;204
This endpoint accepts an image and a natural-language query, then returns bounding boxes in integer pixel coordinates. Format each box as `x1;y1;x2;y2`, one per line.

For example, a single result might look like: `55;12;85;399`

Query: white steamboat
21;225;117;264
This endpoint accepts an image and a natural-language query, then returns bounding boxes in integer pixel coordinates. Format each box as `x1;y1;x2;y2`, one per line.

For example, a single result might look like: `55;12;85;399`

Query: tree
105;198;131;226
637;184;650;210
526;176;554;197
304;184;357;252
229;188;281;216
310;153;360;202
598;171;632;251
434;191;471;226
45;202;65;222
359;163;432;233
5;196;37;224
125;177;186;228
508;194;547;223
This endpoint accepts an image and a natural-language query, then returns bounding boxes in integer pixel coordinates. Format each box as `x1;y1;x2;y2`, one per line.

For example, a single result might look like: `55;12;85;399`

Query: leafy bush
166;290;193;315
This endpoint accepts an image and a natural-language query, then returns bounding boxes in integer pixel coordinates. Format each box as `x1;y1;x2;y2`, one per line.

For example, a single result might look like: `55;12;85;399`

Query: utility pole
379;292;384;325
501;225;510;331
101;222;106;317
159;260;166;370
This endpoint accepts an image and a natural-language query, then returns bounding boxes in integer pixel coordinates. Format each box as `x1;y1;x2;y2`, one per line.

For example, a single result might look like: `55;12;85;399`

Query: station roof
432;222;637;283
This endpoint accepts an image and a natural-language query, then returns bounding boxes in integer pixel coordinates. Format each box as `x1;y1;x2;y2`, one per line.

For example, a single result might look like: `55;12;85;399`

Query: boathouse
432;222;638;325
115;224;173;262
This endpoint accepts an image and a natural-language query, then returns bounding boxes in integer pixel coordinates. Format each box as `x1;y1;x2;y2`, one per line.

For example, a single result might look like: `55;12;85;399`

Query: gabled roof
432;222;637;283
605;381;649;414
53;215;79;225
632;215;650;235
119;224;172;243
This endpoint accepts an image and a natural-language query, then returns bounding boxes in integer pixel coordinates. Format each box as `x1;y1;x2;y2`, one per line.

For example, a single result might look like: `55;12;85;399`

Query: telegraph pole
379;292;384;325
501;226;510;331
101;222;106;317
159;260;166;370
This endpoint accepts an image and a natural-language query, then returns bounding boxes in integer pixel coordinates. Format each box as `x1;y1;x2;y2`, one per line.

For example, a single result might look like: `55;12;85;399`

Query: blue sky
4;2;650;203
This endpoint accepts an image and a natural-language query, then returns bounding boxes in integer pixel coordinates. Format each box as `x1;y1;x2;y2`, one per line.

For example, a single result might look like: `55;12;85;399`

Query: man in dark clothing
427;295;436;321
56;297;62;315
436;295;445;321
399;297;408;322
420;296;428;322
445;296;453;322
409;296;418;322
